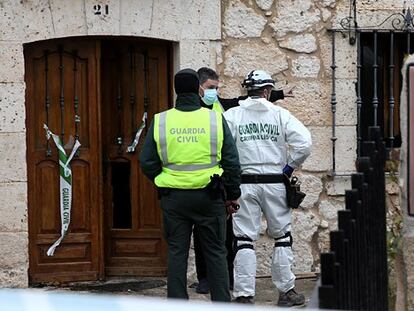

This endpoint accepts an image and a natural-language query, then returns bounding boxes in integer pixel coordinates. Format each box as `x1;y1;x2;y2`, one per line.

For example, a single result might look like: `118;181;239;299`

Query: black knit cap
174;68;200;95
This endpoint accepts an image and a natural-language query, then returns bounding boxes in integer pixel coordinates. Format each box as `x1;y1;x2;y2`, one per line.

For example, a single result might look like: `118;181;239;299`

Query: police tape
43;125;81;256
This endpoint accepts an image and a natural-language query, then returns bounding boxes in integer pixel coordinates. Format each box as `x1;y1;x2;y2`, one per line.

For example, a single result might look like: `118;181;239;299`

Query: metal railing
318;126;388;310
329;22;411;176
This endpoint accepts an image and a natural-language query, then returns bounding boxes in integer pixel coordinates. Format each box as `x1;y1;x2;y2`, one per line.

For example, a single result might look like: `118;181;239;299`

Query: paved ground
32;275;318;308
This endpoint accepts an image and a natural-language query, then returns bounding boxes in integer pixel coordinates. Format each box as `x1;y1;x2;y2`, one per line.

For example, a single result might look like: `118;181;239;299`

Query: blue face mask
202;88;218;106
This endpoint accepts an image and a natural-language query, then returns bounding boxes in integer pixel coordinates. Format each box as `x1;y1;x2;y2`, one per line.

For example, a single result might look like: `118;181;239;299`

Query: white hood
223;99;312;174
238;97;273;111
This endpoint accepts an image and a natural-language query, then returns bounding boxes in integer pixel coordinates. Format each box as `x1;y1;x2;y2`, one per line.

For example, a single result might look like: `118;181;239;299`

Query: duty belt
241;174;285;184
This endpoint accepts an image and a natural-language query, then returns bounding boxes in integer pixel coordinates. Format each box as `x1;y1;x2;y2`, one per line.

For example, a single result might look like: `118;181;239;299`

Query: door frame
26;36;174;284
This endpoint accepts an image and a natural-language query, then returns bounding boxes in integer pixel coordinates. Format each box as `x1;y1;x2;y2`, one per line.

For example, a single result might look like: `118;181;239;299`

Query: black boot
277;288;305;307
195;278;210;294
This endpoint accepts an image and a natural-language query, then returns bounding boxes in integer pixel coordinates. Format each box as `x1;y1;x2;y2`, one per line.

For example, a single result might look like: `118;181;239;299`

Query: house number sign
93;4;109;15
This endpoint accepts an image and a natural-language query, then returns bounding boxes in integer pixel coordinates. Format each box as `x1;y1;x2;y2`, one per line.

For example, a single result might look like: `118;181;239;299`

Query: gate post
398;55;414;311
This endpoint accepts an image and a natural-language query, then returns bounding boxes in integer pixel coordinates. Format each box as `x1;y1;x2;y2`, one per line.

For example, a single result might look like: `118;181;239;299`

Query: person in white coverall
223;70;312;307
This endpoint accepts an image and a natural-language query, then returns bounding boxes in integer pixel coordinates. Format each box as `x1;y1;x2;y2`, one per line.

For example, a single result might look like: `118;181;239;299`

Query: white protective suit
223;96;312;297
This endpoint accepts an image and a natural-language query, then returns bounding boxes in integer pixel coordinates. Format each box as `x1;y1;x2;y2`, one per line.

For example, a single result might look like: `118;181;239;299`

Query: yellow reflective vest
153;107;224;189
211;100;224;113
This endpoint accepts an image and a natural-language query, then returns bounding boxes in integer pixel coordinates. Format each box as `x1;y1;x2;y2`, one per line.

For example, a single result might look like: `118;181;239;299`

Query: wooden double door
25;37;171;283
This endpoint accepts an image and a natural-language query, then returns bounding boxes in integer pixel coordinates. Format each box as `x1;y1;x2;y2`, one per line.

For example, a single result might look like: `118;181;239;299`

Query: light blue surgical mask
202;88;218;106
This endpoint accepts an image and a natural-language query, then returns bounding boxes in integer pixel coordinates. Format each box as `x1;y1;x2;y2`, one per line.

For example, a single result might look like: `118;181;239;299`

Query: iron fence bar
44;50;51;157
330;230;345;308
344;190;358;309
389;31;395;148
361;181;371;310
319;153;388;310
319;252;336;309
330;31;338;175
348;218;357;309
373;137;386;311
338;210;353;309
357;31;362;156
352;0;357;29
344;210;359;309
367;133;382;311
355;164;373;310
369;127;389;310
350;174;367;310
363;143;381;311
58;45;65;143
359;154;382;311
355;198;366;310
408;30;411;54
360;158;373;310
372;31;379;127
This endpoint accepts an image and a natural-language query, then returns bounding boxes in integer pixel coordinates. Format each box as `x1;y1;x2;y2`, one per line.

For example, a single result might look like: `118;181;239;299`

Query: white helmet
241;70;275;90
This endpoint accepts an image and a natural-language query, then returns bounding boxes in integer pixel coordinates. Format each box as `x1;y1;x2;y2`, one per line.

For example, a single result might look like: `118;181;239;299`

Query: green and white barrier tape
44;124;81;256
127;112;147;153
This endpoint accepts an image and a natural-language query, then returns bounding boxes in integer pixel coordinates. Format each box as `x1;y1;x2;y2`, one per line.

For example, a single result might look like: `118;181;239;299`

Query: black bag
283;175;306;209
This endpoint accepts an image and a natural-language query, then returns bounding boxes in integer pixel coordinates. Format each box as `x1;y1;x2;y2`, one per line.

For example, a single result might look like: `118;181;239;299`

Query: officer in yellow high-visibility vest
139;68;241;302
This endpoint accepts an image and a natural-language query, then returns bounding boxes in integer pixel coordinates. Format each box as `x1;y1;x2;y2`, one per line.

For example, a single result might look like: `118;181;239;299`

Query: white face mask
202;88;218;106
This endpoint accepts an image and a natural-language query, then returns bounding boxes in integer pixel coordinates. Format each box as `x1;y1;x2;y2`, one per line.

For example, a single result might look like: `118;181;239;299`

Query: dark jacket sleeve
218;96;241;111
220;118;241;200
218;89;284;111
269;89;284;102
139;120;162;181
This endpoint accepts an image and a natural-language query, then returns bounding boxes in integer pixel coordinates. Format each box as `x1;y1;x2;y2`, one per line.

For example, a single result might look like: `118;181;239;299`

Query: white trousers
232;183;295;297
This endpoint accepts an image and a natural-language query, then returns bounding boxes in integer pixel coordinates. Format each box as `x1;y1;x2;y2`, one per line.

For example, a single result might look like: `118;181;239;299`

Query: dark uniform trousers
160;188;230;302
194;217;234;287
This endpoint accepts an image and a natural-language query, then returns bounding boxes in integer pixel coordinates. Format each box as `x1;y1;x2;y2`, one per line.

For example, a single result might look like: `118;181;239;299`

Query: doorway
25;37;172;284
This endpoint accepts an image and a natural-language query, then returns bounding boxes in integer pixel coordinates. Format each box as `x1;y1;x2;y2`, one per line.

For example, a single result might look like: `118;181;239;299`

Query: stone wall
217;0;405;284
0;4;29;287
0;0;410;300
217;0;354;276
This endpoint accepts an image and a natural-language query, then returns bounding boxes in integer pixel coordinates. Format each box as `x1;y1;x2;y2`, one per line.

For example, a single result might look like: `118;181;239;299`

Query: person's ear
199;85;204;97
263;89;270;100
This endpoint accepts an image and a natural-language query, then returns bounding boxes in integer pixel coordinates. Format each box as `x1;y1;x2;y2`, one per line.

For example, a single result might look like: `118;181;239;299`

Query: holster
206;174;226;200
283;174;306;209
157;187;171;199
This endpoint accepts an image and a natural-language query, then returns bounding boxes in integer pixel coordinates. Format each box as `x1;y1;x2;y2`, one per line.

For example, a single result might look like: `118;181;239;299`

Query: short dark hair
247;85;272;97
197;67;219;84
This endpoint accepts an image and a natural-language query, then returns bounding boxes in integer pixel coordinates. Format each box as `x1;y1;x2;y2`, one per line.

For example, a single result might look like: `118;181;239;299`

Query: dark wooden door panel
26;39;101;284
26;37;170;283
101;39;169;276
